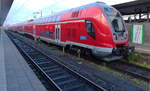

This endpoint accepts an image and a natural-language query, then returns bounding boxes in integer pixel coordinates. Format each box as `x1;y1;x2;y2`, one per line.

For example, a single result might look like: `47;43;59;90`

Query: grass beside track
127;52;150;69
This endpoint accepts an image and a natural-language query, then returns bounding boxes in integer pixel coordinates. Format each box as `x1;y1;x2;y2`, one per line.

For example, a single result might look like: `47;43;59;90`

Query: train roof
55;2;108;15
12;21;26;26
33;2;111;24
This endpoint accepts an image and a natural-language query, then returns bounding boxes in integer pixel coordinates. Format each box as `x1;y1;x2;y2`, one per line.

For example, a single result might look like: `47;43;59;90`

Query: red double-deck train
8;2;134;61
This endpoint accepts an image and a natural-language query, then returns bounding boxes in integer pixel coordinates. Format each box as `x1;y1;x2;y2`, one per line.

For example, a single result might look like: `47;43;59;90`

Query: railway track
6;31;106;91
27;61;55;90
107;61;150;82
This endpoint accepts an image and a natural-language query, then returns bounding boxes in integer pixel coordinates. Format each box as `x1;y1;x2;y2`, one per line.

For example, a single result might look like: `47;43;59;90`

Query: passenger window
40;31;53;38
72;11;79;17
85;20;95;39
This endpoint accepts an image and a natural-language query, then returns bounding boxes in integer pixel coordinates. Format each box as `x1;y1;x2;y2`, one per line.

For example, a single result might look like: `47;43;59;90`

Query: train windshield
104;7;125;32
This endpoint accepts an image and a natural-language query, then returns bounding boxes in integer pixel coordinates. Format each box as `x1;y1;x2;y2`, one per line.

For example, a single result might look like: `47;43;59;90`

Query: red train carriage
9;2;134;61
23;19;34;35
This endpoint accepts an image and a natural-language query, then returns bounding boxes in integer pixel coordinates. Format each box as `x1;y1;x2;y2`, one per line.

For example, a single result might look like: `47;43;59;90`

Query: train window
85;20;95;39
30;26;33;30
104;7;125;32
40;31;53;38
111;16;125;32
71;11;79;17
40;31;46;36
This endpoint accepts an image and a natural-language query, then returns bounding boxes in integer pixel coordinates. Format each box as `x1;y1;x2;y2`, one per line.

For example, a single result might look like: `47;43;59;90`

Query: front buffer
92;45;135;61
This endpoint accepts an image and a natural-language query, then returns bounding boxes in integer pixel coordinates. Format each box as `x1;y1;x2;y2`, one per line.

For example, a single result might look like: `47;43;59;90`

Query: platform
132;43;150;54
0;30;47;91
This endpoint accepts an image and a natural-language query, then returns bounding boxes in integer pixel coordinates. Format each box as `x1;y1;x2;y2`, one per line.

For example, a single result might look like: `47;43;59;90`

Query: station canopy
113;0;150;15
0;0;14;26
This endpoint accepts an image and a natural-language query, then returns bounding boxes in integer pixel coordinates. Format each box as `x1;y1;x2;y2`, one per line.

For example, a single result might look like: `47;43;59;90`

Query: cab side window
85;20;95;39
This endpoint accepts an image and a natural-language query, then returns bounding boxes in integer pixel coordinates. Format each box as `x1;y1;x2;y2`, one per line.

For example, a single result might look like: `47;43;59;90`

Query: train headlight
113;33;117;40
124;33;128;39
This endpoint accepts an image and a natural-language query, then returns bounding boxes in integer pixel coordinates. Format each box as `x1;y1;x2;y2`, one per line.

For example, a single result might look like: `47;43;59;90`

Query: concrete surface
0;30;7;91
0;30;47;91
132;43;150;54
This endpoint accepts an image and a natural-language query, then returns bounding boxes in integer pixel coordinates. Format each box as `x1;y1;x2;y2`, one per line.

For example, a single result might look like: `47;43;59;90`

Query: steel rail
107;61;150;82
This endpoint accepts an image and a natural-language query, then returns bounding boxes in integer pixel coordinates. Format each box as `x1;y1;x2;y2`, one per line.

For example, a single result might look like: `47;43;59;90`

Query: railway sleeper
34;58;50;63
59;81;86;91
57;78;77;86
38;63;56;67
49;72;68;78
36;61;51;65
27;52;41;56
30;55;46;60
62;83;85;91
33;55;47;59
41;65;59;70
44;67;62;73
53;75;72;82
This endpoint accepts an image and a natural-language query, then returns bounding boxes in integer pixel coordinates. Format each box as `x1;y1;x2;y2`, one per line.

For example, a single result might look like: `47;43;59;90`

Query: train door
33;25;37;40
55;24;61;42
33;25;36;37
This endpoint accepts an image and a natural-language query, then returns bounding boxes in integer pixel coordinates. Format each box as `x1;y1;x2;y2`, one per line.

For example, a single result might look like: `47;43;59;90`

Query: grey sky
3;0;135;26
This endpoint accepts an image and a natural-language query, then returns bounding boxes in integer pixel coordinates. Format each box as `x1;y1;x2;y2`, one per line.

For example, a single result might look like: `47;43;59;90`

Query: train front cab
91;5;134;61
